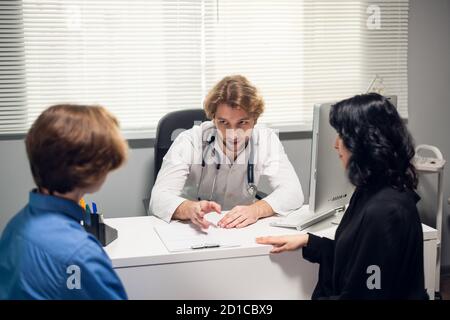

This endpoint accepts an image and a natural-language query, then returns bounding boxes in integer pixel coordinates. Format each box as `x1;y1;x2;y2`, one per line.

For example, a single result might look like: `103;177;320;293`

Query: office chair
143;109;207;214
154;109;208;182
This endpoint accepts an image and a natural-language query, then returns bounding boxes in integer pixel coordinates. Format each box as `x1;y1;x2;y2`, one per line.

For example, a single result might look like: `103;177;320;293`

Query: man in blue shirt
0;104;129;299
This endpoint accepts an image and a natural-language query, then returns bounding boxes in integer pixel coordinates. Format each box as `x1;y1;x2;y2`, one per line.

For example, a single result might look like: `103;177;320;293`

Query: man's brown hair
203;75;265;120
25;104;128;194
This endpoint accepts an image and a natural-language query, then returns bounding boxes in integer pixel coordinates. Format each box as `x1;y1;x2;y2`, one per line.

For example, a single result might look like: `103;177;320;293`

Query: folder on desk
154;222;241;252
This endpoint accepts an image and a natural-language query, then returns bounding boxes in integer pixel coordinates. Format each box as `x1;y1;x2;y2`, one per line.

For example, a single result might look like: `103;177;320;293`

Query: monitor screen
308;102;354;214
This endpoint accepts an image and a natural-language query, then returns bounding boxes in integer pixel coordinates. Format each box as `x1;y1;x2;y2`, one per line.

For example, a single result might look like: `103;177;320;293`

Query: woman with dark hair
257;93;427;299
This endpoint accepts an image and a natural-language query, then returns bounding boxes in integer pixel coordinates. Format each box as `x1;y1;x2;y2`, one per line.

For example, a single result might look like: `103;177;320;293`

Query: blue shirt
0;191;127;300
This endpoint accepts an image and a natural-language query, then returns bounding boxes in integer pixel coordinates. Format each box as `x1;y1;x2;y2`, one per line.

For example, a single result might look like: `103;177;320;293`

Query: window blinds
0;0;409;135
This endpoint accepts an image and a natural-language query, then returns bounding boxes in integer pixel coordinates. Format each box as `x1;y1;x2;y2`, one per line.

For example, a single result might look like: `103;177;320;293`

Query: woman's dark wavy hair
329;93;418;190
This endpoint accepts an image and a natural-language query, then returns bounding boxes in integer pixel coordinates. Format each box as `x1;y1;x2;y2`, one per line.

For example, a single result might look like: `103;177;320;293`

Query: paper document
204;211;225;227
154;221;241;252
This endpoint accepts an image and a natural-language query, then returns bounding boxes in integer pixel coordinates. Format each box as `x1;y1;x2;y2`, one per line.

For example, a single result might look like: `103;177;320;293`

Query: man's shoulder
252;124;283;157
253;123;277;137
9;210;98;265
0;207;120;299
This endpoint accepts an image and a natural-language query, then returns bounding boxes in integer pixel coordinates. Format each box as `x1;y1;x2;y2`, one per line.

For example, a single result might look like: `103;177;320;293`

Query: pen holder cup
84;213;118;247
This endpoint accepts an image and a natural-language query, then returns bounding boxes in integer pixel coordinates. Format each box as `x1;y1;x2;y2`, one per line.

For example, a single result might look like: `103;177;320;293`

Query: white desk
104;212;437;300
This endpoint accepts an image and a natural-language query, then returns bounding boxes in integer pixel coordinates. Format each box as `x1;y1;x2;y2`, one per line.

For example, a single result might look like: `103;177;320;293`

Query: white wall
408;0;450;272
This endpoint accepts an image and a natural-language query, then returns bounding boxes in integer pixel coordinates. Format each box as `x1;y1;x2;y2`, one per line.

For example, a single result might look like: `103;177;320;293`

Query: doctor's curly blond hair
203;75;265;121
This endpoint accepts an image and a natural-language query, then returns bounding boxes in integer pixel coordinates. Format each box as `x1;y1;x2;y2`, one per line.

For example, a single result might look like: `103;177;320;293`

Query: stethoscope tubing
197;130;256;201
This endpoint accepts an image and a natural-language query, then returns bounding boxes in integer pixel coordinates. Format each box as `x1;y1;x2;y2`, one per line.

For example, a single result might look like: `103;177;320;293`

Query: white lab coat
149;121;304;222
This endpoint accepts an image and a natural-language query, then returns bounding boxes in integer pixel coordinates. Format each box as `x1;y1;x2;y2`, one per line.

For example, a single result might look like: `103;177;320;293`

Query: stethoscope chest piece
247;183;258;197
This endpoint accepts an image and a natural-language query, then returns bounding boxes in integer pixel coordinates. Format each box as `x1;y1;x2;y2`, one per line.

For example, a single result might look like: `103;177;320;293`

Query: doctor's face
334;135;351;169
213;103;256;153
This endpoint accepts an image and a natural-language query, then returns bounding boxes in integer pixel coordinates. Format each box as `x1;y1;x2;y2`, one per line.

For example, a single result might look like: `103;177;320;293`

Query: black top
303;186;428;300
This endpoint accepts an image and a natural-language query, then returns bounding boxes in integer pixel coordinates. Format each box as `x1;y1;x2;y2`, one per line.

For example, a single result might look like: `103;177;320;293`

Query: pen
204;243;220;248
79;198;86;209
191;243;220;249
92;202;104;223
82;202;91;226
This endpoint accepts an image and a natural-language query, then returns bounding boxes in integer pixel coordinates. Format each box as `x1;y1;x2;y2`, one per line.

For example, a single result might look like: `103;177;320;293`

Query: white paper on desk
204;211;226;227
154;221;240;252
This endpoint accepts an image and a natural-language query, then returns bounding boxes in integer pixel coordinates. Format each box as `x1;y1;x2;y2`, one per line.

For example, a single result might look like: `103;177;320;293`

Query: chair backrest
154;109;208;182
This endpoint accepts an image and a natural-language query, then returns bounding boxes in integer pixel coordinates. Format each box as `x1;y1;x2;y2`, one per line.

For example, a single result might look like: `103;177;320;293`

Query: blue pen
92;202;97;214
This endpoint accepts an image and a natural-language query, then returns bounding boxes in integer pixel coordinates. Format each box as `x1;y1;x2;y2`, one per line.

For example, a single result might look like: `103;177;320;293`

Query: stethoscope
196;130;257;201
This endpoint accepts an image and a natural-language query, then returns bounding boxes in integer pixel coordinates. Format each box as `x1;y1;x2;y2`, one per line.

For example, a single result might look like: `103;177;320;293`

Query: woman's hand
256;234;309;253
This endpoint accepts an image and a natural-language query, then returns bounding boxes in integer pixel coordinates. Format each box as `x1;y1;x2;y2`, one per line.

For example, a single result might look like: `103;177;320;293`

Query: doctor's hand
255;234;309;253
218;205;258;228
175;200;221;229
218;201;274;229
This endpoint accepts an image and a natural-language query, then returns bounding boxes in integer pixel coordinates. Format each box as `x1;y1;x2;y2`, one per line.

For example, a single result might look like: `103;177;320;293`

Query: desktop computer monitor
271;102;355;230
271;95;397;230
307;95;395;216
308;102;354;215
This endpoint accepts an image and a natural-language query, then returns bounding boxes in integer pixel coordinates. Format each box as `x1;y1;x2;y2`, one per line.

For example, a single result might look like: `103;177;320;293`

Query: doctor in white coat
150;75;304;229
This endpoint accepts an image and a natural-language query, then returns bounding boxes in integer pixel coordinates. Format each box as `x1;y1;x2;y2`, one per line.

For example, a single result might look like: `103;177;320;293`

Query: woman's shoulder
372;186;419;201
362;186;420;221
